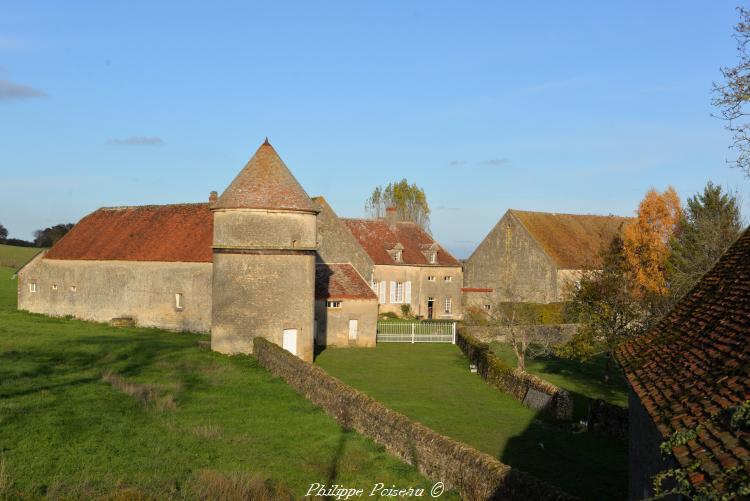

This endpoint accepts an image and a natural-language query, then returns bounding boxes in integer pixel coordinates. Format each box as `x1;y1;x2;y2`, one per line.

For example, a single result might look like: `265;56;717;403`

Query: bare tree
713;7;750;177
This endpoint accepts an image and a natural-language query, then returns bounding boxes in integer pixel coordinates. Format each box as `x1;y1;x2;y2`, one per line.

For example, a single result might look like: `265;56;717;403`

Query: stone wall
463;324;578;345
17;255;212;333
213;209;317;250
463;211;558;303
313;197;374;280
373;264;463;319
253;337;576;501
456;329;573;420
314;298;377;347
211;252;315;362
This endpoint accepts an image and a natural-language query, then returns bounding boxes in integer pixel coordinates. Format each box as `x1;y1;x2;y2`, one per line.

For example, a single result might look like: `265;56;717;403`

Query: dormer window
429;251;437;264
389;243;405;263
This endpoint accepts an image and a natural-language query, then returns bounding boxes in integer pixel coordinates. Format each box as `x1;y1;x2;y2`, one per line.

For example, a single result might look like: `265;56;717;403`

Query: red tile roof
615;228;750;489
213;140;318;213
511;210;631;269
341;218;461;266
45;204;213;263
315;263;377;300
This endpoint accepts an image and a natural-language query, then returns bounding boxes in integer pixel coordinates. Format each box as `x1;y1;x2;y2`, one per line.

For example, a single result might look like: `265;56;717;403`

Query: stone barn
16;140;374;362
314;263;378;348
463;209;630;305
615;227;750;500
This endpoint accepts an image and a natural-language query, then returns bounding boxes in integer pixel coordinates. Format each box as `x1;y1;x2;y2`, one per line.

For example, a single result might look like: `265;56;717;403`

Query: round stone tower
210;139;318;362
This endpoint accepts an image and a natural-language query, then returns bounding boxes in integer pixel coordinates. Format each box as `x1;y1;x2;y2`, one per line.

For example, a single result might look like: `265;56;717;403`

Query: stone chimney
385;206;398;223
208;191;218;206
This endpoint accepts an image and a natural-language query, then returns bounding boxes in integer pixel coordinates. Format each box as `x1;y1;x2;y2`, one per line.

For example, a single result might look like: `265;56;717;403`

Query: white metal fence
376;321;456;344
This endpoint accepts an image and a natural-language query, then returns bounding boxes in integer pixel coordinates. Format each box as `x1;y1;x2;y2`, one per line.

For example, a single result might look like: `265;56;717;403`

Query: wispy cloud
0;36;25;51
448;160;467;166
436;205;460;211
0;79;46;100
482;158;510;167
107;136;165;146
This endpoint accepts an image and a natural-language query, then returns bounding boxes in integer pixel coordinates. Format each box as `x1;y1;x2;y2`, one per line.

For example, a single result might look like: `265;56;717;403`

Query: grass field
316;344;627;501
0;266;456;499
490;342;628;419
0;244;43;269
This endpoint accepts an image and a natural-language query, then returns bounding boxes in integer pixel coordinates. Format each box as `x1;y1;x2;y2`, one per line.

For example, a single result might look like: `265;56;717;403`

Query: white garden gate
376;321;456;344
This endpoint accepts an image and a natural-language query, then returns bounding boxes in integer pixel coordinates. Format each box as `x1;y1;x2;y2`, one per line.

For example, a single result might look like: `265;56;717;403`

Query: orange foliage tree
622;187;683;298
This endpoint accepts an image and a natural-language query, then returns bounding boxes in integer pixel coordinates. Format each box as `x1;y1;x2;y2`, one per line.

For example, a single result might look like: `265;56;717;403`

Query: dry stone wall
456;328;573;420
253;338;577;501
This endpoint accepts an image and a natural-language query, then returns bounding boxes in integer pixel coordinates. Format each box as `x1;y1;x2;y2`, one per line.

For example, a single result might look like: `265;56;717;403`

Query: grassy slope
490;342;628;418
0;244;43;269
316;344;627;501
0;267;454;499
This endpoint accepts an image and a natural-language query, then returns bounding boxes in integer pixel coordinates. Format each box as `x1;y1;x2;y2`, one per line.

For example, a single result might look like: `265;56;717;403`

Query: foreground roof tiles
213;140;318;213
510;210;631;269
342;218;460;266
615;228;750;488
315;263;377;300
45;204;213;263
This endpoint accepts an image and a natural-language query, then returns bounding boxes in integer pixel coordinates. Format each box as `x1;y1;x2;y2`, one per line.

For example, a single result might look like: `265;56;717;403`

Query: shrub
400;304;412;318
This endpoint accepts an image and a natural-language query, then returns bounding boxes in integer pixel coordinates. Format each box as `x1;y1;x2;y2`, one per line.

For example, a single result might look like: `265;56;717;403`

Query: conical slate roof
213;139;317;212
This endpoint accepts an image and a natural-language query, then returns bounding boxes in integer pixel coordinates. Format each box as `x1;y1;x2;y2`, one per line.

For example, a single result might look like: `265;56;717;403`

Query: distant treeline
0;223;75;248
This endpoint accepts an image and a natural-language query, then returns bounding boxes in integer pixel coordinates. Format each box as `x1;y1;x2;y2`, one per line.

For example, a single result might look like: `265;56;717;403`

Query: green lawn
0;266;456;499
490;342;628;419
0;244;43;269
316;344;627;501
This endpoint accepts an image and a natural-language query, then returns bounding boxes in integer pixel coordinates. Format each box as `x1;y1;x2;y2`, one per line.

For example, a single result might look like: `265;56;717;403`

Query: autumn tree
713;7;750;177
557;237;644;382
667;182;744;302
365;179;431;232
622;187;682;300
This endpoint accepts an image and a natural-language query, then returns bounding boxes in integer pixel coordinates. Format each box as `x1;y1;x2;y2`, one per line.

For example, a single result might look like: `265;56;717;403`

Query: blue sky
1;1;748;258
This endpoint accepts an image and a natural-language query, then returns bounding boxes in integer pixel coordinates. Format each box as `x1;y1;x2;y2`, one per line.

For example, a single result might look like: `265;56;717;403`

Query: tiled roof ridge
509;208;632;219
98;202;208;211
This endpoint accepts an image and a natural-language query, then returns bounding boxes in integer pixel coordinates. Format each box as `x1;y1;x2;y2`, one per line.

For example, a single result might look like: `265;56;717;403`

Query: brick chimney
208;191;218;207
385;206;398;223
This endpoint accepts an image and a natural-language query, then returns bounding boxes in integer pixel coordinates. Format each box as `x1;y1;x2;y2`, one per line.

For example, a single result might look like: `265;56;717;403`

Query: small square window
326;300;342;309
427;276;436;282
51;284;58;291
29;282;37;293
444;276;452;282
483;304;491;311
70;285;77;293
175;293;184;310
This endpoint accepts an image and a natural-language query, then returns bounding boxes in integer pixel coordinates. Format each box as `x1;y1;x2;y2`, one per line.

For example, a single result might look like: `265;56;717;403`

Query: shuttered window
379;281;386;304
404;281;411;304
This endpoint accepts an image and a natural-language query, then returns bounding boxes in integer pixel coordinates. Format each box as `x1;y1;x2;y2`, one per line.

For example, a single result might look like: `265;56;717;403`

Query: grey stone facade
18;254;212;333
464;211;558;303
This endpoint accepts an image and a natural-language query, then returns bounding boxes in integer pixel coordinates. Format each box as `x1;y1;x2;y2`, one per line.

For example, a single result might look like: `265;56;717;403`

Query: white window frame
444;276;452;282
29;282;37;293
444;297;452;314
379;281;386;304
429;251;437;264
326;300;342;309
70;285;77;293
404;281;411;304
394;282;404;303
427;275;436;282
394;249;402;262
484;304;491;311
51;284;58;291
175;293;184;310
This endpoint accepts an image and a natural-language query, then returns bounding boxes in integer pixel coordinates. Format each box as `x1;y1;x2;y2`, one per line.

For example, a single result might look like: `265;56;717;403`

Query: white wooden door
282;329;297;355
348;320;358;340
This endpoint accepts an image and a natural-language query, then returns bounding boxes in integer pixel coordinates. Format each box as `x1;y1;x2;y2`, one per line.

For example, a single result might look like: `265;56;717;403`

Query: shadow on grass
500;409;628;501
